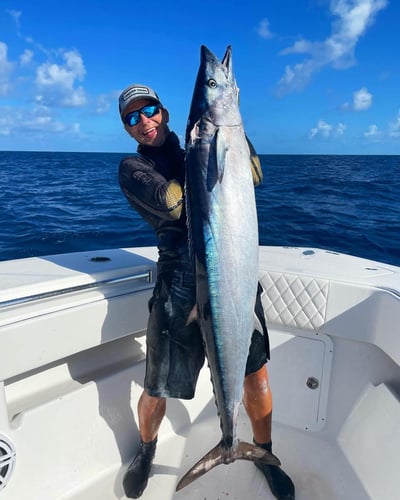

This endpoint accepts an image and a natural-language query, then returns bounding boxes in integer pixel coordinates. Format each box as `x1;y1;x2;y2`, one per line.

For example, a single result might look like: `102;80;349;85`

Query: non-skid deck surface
65;367;372;500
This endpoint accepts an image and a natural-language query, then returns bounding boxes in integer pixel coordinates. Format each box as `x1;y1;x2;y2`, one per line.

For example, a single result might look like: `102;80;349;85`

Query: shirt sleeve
119;156;184;220
246;135;263;187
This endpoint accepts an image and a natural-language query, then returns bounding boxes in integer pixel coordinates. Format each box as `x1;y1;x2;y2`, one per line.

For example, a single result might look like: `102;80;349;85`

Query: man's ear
162;107;170;124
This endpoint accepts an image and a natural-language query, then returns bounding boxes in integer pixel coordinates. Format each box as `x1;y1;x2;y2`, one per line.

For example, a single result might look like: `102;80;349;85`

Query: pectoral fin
215;128;227;182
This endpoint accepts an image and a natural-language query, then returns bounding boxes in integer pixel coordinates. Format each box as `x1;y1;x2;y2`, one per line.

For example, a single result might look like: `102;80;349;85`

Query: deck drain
306;377;320;390
0;434;16;491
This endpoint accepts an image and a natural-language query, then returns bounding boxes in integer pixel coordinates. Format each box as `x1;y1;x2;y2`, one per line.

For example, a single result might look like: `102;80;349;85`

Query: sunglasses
123;104;162;127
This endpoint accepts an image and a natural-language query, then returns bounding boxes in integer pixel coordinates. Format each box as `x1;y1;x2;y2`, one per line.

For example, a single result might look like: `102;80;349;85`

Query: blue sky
0;0;398;154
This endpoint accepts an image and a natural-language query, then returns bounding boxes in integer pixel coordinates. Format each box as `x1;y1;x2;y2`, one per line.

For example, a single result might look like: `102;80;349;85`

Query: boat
0;245;399;499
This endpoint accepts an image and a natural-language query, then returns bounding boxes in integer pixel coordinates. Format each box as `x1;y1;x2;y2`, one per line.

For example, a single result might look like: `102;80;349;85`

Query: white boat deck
0;246;399;499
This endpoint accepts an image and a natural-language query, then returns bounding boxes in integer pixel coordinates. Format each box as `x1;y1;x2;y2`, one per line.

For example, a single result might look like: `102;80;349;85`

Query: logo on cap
123;87;150;102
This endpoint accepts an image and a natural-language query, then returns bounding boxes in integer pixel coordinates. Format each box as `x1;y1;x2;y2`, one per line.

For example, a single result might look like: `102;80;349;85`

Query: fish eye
208;79;217;88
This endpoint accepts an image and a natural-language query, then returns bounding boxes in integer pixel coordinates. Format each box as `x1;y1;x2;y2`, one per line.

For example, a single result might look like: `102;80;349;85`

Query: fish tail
176;439;280;491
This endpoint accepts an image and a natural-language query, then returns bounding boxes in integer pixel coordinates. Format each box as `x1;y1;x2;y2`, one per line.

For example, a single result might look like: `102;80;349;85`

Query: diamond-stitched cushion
260;271;329;331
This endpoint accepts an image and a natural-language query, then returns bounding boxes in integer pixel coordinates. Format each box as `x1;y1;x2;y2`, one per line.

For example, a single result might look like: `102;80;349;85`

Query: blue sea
1;151;399;266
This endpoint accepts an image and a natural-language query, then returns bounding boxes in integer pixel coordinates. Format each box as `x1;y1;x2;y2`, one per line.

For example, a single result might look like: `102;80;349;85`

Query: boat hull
1;246;399;499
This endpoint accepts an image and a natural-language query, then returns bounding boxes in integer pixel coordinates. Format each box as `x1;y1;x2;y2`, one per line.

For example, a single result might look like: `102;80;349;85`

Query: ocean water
1;151;399;266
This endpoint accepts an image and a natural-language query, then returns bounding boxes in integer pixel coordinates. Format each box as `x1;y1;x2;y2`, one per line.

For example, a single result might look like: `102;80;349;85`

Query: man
118;83;295;500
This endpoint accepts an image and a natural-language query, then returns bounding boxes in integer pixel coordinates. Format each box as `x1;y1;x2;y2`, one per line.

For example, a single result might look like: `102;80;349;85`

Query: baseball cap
119;84;162;116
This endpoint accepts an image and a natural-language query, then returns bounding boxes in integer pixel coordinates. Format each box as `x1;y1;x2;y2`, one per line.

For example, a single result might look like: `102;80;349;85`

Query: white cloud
7;9;50;57
20;49;34;66
277;0;388;95
310;120;333;138
389;111;400;137
342;86;373;111
364;124;383;141
353;87;372;110
0;104;81;136
337;122;346;135
4;11;88;110
280;39;316;56
361;110;400;141
72;123;81;134
364;124;379;136
0;41;14;95
257;18;274;39
35;50;87;107
94;93;112;114
1;10;93;145
309;120;346;139
6;9;21;31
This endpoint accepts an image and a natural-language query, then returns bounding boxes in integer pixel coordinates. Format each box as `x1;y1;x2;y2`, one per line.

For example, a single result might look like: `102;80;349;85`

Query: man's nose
139;112;152;124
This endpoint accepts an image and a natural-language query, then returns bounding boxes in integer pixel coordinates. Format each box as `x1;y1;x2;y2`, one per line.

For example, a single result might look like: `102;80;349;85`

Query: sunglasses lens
142;105;160;118
125;112;140;127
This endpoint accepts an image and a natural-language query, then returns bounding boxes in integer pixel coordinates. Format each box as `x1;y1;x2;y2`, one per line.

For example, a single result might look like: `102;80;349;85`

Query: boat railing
0;271;152;309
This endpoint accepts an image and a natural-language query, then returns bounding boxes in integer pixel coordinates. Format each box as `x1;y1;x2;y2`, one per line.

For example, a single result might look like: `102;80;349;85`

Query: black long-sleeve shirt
119;132;189;271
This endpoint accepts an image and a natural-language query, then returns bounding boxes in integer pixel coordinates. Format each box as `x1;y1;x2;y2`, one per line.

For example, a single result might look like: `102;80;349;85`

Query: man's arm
119;156;184;221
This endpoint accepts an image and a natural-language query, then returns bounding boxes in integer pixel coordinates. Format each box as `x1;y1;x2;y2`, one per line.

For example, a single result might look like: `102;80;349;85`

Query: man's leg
243;364;272;443
137;390;166;442
243;365;295;500
123;391;166;499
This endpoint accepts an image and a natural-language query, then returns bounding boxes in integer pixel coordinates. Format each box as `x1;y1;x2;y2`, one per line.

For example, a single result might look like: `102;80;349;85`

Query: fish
176;45;280;492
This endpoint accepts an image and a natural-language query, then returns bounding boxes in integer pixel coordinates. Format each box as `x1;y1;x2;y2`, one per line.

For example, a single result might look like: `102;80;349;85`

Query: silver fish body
177;45;280;491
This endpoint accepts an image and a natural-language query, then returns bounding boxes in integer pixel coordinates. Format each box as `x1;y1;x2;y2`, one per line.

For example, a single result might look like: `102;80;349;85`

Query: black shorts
144;267;270;399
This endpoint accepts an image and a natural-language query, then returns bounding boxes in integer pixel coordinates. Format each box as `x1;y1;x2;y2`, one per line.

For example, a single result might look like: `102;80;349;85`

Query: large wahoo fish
177;45;280;491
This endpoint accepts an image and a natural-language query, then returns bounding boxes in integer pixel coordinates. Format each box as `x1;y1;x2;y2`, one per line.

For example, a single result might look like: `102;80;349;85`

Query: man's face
122;98;170;147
